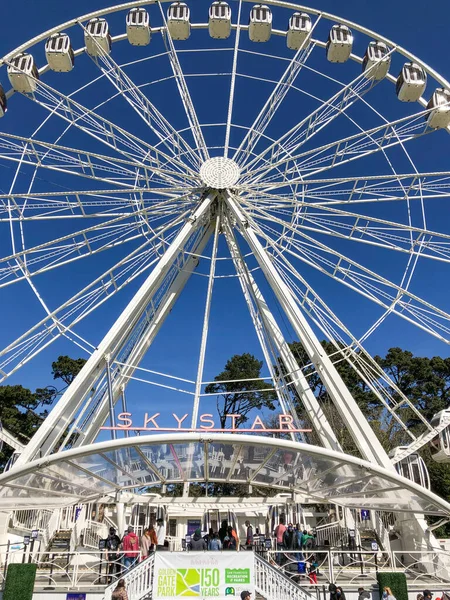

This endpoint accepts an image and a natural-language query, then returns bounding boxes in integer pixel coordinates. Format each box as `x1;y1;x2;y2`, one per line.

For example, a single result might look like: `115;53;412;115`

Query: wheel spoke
0;187;196;221
81;23;201;171
158;4;209;162
0;210;191;381
239;47;395;178
224;0;243;158
0;194;197;287
8;66;200;187
243;108;434;188
241;194;450;263
256;242;429;435
245;208;450;343
0;131;197;190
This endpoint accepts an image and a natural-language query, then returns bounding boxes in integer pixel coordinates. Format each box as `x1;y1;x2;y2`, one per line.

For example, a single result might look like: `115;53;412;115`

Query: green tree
0;386;44;469
0;355;87;469
205;353;277;428
51;355;87;386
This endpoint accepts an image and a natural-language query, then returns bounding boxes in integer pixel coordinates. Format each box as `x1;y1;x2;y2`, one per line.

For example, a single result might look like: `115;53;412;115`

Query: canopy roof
0;434;448;515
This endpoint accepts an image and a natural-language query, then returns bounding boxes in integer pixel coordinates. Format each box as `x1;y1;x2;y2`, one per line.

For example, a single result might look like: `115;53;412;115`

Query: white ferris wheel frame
0;0;449;480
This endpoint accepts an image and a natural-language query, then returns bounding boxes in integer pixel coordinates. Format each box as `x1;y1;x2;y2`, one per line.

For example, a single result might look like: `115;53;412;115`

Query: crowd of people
105;518;166;582
188;519;247;551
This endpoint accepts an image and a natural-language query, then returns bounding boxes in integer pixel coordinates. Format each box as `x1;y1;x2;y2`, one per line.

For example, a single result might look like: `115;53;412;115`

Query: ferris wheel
1;0;450;483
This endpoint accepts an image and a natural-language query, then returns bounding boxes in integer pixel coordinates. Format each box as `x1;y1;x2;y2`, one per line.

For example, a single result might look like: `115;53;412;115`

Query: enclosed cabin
0;84;6;117
396;62;427;102
45;33;74;72
426;88;450;129
126;7;151;46
326;24;353;63
249;5;272;43
362;41;390;81
389;447;430;489
7;53;39;94
429;409;450;463
167;2;191;41
209;2;232;39
84;18;112;57
287;12;312;50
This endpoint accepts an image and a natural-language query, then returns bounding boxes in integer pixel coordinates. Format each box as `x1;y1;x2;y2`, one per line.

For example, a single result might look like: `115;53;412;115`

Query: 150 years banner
154;552;254;599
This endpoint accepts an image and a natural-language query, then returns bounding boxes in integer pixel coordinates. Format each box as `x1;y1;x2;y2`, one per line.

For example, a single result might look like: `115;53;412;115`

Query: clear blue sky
0;0;449;433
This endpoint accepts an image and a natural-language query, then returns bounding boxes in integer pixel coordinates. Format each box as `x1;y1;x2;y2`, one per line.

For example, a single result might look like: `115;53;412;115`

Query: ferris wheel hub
200;157;240;189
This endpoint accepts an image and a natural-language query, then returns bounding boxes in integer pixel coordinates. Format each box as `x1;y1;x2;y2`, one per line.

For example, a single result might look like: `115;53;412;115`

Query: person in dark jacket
358;588;371;600
329;583;338;600
218;520;228;543
245;521;254;548
336;586;346;600
283;523;296;551
189;528;206;550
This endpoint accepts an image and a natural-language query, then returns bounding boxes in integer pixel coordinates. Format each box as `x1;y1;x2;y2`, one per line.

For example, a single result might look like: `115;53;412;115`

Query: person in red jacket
122;526;140;571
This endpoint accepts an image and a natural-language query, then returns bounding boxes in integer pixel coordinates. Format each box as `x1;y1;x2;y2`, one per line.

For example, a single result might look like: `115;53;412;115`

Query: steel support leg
224;191;393;469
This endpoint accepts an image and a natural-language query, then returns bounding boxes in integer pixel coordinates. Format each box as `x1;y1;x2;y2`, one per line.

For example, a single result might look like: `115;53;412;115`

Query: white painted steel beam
224;191;393;469
16;193;217;464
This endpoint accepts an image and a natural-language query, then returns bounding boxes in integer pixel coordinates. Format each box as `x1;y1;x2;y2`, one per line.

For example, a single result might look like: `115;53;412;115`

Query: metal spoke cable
158;3;209;162
81;22;201;172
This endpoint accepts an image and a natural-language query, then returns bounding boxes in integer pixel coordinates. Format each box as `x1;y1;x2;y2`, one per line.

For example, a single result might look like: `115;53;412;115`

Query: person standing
219;520;228;544
122;526;140;571
189;528;207;550
105;527;122;584
240;592;252;600
228;525;239;550
141;527;157;559
208;532;222;551
329;583;338;600
245;521;254;548
111;578;129;600
156;518;167;551
383;588;396;600
336;586;347;600
308;555;318;585
274;520;286;564
358;588;371;600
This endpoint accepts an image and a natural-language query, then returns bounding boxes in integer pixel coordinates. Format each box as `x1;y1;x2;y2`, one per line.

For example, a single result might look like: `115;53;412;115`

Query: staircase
102;552;317;600
254;553;317;600
103;554;155;600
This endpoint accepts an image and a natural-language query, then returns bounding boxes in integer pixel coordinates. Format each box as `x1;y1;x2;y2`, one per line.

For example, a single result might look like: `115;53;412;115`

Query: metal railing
257;549;450;586
103;553;154;600
11;508;53;533
82;519;109;550
315;521;346;548
255;553;317;600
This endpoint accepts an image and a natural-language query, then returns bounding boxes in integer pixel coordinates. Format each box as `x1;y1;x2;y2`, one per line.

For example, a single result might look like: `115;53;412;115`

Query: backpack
112;591;123;600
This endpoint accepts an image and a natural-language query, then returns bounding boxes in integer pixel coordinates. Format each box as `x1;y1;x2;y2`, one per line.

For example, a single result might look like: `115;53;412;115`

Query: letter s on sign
117;412;132;428
200;414;214;429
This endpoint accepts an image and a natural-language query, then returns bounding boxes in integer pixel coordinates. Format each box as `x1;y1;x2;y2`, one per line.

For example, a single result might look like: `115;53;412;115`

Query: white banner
153;551;255;599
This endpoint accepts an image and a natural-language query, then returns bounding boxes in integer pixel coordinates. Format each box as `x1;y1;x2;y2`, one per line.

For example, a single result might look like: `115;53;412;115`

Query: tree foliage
0;355;86;469
280;341;450;510
205;353;277;428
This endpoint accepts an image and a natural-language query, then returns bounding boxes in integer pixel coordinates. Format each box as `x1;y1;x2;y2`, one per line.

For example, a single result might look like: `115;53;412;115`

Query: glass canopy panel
3;472;97;497
0;436;449;515
171;443;205;480
74;453;122;483
139;444;183;481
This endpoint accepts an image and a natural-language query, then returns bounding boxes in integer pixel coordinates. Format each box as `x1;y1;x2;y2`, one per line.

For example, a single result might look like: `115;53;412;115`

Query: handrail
103;553;153;600
255;553;317;600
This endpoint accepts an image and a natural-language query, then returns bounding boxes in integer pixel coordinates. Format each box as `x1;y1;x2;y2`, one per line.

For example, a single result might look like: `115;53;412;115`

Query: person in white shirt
156;519;166;550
